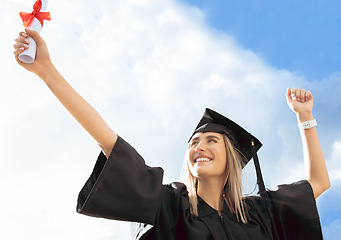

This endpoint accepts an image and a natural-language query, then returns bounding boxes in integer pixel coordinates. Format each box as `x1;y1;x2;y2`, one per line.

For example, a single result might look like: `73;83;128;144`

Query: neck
197;178;225;212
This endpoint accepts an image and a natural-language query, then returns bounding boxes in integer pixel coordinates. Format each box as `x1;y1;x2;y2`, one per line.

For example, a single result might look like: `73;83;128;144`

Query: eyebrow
190;135;221;143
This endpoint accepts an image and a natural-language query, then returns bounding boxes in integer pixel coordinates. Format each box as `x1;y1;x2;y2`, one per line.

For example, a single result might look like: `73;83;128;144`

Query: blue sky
1;0;340;239
182;0;341;81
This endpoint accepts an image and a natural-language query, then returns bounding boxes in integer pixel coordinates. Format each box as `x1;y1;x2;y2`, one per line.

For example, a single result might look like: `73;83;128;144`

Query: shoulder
146;182;190;228
268;180;314;200
243;181;323;240
245;180;312;198
163;182;188;197
244;180;314;208
244;180;316;216
159;182;189;208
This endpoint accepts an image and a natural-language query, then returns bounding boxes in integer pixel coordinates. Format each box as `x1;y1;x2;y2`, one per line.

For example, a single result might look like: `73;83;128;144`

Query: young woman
14;29;330;240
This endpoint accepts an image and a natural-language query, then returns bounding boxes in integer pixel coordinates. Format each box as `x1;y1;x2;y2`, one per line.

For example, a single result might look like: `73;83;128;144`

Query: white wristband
298;119;317;130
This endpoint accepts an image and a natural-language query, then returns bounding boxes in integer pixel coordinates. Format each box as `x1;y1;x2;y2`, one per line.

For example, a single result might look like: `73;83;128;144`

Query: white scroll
19;0;50;64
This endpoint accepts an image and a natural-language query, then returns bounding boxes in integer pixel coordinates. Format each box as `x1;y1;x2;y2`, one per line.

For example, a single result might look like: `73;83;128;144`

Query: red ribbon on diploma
20;0;51;28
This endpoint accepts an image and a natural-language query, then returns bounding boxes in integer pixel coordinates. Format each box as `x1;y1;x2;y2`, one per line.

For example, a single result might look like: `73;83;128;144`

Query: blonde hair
182;133;248;223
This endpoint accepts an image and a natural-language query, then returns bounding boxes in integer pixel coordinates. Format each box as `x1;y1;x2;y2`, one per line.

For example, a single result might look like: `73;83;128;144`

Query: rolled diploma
18;0;49;64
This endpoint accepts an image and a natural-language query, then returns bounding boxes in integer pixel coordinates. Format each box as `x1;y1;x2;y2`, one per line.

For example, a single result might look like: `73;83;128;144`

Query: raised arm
13;29;117;158
286;88;330;198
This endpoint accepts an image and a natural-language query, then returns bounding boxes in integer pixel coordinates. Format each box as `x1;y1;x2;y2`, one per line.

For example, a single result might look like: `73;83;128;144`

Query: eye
208;139;217;143
190;141;198;147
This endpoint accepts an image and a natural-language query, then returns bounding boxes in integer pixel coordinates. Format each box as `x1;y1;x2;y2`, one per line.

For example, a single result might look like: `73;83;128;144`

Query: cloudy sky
1;0;340;239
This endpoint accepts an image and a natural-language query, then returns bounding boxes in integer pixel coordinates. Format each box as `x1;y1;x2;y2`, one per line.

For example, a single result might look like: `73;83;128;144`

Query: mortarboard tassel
250;135;280;239
250;135;269;206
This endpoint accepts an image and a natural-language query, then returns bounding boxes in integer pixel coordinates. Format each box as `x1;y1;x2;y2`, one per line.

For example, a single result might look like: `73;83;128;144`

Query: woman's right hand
14;28;117;157
13;28;52;77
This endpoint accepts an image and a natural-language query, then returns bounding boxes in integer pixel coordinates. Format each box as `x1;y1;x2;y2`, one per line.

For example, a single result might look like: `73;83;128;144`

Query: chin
191;169;212;179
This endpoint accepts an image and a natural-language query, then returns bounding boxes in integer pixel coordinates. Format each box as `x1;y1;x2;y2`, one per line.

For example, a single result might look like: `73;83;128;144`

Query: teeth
196;158;211;162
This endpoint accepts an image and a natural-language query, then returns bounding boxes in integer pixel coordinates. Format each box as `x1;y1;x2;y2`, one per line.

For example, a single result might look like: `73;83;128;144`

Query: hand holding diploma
13;4;118;159
18;0;51;64
14;29;52;77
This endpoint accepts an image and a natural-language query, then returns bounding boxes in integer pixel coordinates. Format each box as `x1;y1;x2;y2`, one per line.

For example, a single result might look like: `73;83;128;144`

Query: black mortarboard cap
190;108;267;198
189;108;262;168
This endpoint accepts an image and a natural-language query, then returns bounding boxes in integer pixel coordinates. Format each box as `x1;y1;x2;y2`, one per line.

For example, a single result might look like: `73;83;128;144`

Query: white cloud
1;0;341;239
328;141;341;181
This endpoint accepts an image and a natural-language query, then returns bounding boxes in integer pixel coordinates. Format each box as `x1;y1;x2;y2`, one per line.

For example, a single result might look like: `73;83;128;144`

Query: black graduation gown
77;136;323;240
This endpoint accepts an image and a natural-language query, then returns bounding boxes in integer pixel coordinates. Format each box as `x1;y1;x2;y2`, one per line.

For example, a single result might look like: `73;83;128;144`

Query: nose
195;141;206;152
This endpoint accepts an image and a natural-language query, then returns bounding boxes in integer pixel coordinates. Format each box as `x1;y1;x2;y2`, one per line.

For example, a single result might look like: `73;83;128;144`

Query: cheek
186;153;199;177
187;157;195;172
185;149;194;168
188;163;199;178
220;153;227;168
214;148;227;174
186;148;194;163
217;146;227;164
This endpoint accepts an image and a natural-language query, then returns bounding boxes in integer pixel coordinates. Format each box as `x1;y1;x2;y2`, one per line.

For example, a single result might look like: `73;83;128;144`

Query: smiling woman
188;133;227;178
184;131;247;222
14;27;330;239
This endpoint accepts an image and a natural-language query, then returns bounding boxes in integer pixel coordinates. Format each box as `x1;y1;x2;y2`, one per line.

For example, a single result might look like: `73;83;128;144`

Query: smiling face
187;132;227;181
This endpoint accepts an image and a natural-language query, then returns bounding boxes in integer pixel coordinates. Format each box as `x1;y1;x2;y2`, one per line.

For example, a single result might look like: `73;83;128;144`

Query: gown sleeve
263;180;323;240
77;136;164;225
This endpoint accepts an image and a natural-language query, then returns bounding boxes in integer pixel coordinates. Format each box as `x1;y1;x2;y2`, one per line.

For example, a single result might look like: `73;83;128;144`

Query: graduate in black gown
14;29;330;240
